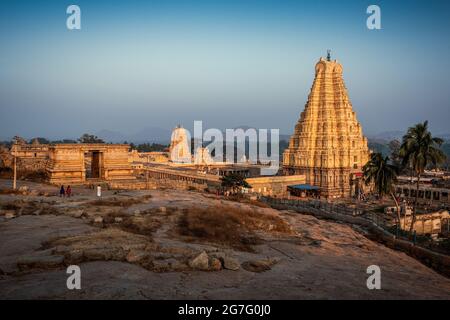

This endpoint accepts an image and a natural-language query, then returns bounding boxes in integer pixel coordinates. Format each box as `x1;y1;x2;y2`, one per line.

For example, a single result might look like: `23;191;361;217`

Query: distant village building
283;55;370;198
395;183;450;206
400;210;450;235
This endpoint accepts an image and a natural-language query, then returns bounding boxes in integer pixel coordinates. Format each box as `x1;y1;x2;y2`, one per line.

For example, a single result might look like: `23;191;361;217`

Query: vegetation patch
88;195;152;207
178;204;292;251
0;188;22;197
119;216;162;236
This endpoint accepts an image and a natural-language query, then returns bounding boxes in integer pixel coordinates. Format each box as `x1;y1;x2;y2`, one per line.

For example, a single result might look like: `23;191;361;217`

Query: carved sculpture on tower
283;55;370;198
169;125;192;163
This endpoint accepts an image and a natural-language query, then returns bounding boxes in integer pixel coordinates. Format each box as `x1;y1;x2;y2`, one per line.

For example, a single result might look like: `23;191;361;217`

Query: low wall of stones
0;150;13;168
264;197;450;278
0;156;49;182
108;178;211;192
17;158;49;172
0;152;48;172
107;180;152;190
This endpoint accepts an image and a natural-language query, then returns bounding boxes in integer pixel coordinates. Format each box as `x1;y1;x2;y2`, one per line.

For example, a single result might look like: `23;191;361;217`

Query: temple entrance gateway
84;151;102;179
47;144;134;184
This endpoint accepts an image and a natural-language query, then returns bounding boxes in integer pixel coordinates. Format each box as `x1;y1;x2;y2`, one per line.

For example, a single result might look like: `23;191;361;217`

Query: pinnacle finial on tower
326;49;331;62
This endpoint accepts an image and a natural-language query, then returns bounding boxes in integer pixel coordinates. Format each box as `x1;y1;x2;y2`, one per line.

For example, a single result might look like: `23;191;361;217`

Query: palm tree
363;153;401;227
399;121;446;233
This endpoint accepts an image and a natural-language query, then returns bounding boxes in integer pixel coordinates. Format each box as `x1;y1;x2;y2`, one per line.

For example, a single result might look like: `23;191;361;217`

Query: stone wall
1;143;49;172
0;145;49;176
246;175;306;197
108;178;209;192
400;211;450;235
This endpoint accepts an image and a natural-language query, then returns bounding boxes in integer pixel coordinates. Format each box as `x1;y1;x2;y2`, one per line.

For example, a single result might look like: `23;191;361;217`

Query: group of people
59;185;72;197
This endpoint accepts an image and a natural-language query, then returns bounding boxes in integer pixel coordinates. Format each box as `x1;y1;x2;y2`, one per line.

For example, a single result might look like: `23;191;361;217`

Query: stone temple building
283;54;370;198
194;147;213;165
169;125;192;163
46;144;134;184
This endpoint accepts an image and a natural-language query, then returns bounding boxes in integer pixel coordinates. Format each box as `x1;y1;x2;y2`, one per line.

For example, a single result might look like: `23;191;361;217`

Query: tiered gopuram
283;55;370;198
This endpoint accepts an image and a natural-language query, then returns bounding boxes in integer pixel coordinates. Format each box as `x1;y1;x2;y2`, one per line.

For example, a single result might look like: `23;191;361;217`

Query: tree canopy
78;134;105;144
220;173;251;195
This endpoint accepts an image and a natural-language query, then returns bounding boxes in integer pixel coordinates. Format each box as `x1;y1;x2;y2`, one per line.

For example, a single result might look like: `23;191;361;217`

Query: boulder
18;186;29;192
209;257;222;271
5;211;15;220
242;258;280;273
71;210;84;218
188;251;209;271
222;256;240;271
93;216;104;227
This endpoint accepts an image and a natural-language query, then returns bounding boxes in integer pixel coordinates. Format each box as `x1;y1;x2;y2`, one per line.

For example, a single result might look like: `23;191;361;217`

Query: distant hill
368;140;390;157
368;131;450;143
96;127;171;144
437;133;450;141
129;127;171;144
367;131;404;143
95;130;128;143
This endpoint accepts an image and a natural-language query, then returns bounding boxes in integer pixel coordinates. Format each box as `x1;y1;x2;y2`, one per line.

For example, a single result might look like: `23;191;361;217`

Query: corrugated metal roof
288;184;320;191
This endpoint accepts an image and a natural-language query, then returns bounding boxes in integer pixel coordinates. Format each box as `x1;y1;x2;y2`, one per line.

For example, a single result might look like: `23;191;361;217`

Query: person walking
66;185;72;198
59;185;65;197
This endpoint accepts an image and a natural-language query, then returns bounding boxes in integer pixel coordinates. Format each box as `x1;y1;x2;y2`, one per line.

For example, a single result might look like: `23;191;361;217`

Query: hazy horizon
1;0;450;140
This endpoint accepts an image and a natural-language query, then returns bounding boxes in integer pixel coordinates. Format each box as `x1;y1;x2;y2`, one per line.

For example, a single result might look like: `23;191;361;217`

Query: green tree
399;121;446;233
220;173;251;195
12;136;27;144
51;139;77;144
363;153;401;227
78;134;104;144
134;143;168;152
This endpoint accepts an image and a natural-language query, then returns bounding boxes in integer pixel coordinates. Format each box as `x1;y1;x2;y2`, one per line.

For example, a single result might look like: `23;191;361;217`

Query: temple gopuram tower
283;54;370;198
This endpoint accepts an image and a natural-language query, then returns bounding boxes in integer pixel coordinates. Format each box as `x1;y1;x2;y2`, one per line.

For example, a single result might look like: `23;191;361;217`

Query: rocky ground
0;179;450;300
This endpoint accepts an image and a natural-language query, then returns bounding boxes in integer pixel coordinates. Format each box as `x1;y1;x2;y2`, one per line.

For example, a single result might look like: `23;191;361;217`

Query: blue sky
1;0;449;140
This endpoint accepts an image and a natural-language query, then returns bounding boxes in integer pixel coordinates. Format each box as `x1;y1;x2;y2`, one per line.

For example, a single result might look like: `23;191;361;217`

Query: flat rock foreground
0;181;449;300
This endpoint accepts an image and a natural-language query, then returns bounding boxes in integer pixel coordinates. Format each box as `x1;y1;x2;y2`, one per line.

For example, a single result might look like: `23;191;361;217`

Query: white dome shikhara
169;125;192;163
283;57;370;198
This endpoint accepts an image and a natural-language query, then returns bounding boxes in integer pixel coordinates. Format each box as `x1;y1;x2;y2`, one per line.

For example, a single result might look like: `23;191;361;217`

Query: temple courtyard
0;179;449;299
